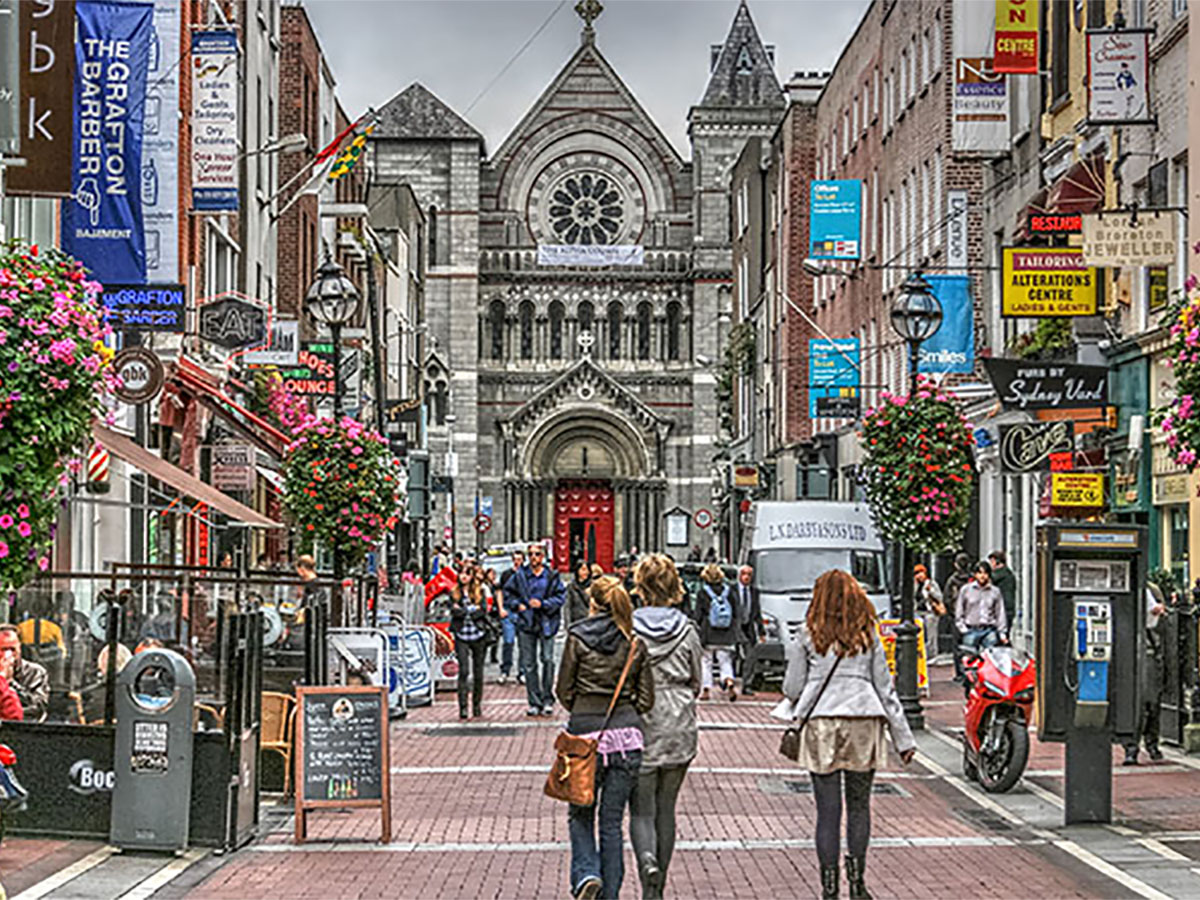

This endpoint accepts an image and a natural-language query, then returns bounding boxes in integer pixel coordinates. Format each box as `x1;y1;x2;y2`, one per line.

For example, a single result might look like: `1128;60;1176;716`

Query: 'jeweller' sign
998;421;1074;473
1081;211;1177;268
983;359;1108;411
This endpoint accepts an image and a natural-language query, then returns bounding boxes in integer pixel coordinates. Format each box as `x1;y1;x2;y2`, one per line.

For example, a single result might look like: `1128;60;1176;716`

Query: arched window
434;379;448;424
519;300;534;360
427;205;438;266
666;301;682;361
549;301;564;359
636;302;652;361
578;300;594;335
607;302;623;360
489;300;505;361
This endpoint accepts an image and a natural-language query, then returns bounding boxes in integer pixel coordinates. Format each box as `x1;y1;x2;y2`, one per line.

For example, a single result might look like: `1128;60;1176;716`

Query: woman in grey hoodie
629;554;703;899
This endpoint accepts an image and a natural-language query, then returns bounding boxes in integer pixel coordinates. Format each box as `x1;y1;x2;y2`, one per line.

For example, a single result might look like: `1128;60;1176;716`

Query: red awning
93;423;284;529
1048;153;1106;216
170;356;290;455
1014;187;1051;242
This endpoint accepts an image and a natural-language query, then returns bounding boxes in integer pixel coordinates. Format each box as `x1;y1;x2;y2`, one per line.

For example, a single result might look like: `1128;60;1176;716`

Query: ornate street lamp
888;272;943;730
305;254;361;419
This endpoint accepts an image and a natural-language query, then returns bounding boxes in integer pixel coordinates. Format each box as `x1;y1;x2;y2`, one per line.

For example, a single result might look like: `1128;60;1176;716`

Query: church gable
698;1;785;109
374;83;483;142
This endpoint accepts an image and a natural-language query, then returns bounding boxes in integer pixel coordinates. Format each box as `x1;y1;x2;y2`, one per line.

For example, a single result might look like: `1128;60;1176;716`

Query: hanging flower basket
858;376;976;554
0;242;116;591
1158;286;1200;470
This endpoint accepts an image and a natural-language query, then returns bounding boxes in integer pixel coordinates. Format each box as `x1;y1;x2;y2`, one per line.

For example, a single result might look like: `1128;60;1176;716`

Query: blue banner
62;0;154;284
809;180;862;260
809;338;860;418
919;275;974;374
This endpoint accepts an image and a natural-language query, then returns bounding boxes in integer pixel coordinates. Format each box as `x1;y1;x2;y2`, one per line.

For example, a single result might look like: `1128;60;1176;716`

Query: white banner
142;0;181;281
946;190;969;272
190;30;239;211
536;244;645;267
1082;211;1177;268
952;57;1009;153
244;320;300;366
1087;29;1152;124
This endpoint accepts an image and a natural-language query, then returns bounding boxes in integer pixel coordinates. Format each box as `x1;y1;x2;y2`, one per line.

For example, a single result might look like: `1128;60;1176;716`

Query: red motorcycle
961;643;1036;793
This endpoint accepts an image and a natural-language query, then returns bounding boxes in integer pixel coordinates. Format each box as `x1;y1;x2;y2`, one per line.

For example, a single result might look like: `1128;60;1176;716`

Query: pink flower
0;541;8;559
37;556;49;571
0;515;11;529
16;521;31;537
16;504;28;518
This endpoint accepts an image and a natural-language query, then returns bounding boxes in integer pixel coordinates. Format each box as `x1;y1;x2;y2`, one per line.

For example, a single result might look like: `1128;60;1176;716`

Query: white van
741;501;891;680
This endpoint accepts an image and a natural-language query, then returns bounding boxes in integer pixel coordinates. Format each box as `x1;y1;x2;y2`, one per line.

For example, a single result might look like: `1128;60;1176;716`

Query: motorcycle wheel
962;740;979;782
978;719;1029;794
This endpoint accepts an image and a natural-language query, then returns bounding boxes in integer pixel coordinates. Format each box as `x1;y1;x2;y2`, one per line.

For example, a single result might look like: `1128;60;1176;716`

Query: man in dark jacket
941;552;973;656
734;565;764;695
0;624;47;720
496;550;524;684
508;544;567;716
988;550;1018;630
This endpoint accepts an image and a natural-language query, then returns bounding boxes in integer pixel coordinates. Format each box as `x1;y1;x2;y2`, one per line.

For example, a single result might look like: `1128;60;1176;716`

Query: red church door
553;480;615;573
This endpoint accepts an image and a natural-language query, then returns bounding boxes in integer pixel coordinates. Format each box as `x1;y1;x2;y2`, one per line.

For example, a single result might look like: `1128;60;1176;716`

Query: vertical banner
994;0;1039;74
62;0;154;285
0;0;18;156
1086;29;1152;125
919;275;974;374
952;58;1010;153
946;190;969;272
9;0;76;195
190;30;239;211
809;338;861;418
809;180;862;260
141;0;180;280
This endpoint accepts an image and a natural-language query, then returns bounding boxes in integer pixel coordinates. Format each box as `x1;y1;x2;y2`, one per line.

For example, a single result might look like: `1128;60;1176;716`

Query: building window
427;379;448;425
932;18;942;72
1130;0;1147;26
548;171;624;245
578;300;594;339
428;205;439;266
489;300;505;361
1173;0;1188;18
607;302;623;360
1051;1;1070;103
519;300;534;360
1087;0;1106;27
666;301;682;361
636;302;652;361
549;301;564;359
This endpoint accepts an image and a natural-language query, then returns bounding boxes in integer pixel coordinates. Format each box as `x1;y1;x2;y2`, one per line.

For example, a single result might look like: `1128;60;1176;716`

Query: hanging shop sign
1001;247;1097;317
62;0;154;285
1086;28;1152;126
1028;213;1082;236
919;275;974;374
1081;211;1177;269
190;29;239;211
1153;474;1190;506
809;338;860;418
732;465;760;489
210;443;255;493
994;0;1039;74
998;421;1074;474
0;0;17;156
1050;472;1105;509
7;0;76;195
536;245;644;267
952;58;1010;154
111;346;164;404
244;320;300;366
141;0;182;281
809;180;862;260
197;293;268;350
101;283;186;332
946;191;969;272
983;359;1108;411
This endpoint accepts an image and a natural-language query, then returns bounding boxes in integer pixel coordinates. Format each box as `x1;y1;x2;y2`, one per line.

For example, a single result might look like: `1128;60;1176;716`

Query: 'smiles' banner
62;0;153;284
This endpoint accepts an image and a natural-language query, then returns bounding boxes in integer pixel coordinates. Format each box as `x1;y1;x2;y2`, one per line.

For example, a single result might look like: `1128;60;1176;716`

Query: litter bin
110;648;196;852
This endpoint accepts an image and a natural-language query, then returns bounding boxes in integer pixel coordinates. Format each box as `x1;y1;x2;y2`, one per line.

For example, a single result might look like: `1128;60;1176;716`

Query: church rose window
548;171;625;245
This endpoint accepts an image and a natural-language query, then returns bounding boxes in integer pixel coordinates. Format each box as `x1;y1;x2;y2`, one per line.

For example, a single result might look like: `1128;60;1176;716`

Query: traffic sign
474;514;492;533
443;526;453;542
694;508;714;529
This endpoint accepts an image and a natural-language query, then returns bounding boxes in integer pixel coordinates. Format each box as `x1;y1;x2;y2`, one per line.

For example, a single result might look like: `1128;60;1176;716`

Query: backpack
706;585;733;631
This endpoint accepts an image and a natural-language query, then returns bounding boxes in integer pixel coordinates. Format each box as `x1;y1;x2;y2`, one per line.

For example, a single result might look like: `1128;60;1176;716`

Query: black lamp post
305;254;361;420
888;272;943;730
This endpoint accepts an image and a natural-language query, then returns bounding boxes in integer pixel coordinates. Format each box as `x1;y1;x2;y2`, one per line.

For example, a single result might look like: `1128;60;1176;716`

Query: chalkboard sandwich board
295;685;391;843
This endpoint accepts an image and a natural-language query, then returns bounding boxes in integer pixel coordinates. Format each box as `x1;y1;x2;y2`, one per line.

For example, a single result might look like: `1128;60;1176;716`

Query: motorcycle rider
954;562;1007;684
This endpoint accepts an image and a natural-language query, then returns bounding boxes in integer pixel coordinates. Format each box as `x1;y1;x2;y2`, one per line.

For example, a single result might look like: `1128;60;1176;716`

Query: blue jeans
569;750;642;898
956;626;1000;679
500;616;516;676
518;629;555;709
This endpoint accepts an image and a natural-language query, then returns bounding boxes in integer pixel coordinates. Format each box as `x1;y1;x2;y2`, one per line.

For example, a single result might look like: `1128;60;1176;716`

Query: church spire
575;0;602;45
698;0;785;109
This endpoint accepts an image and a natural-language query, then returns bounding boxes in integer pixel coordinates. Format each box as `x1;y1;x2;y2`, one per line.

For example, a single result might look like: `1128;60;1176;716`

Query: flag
328;125;375;182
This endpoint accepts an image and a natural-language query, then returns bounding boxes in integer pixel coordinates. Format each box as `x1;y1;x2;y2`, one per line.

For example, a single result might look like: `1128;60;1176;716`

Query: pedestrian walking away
449;562;491;719
629;554;702;899
510;543;567;715
954;562;1007;683
1123;583;1167;765
987;550;1018;634
778;569;916;899
693;563;743;701
496;550;525;684
556;576;654;899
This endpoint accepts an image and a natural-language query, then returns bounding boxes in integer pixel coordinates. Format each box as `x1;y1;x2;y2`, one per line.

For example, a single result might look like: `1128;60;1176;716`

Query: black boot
638;852;663;900
820;865;839;899
845;856;871;900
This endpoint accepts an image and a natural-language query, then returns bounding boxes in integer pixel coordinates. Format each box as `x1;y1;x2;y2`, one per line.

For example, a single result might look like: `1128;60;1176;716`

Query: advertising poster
1001;247;1097;317
809;338;860;418
877;620;928;691
190;29;238;211
1086;29;1152;125
919;274;974;374
244;320;301;366
8;0;76;195
1050;473;1105;509
952;57;1010;153
994;0;1039;74
809;180;861;260
983;359;1109;411
1081;211;1176;268
62;0;154;284
141;0;181;281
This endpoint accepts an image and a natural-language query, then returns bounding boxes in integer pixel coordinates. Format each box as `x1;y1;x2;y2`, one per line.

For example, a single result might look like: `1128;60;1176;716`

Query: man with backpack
692;564;741;701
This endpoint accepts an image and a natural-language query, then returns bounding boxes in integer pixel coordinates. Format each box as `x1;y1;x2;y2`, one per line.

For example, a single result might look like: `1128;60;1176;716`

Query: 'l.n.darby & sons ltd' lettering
767;520;868;543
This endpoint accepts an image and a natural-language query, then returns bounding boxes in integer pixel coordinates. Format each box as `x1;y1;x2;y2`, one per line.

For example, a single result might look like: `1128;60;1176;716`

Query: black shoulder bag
779;653;843;762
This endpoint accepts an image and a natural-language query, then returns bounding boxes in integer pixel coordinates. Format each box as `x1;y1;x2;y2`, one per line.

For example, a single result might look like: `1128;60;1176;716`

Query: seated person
80;643;133;723
0;625;48;720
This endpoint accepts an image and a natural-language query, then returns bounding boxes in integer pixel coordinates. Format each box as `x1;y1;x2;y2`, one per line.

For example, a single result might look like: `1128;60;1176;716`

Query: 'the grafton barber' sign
984;359;1108;411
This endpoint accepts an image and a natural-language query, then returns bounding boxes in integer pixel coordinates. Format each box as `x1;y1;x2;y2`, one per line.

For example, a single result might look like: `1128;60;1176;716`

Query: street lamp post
305;254;361;420
888;272;943;731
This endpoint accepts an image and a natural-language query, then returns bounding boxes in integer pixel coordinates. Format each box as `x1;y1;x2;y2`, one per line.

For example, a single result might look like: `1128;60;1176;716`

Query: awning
93;423;284;529
256;465;285;495
1047;153;1106;216
170;356;290;456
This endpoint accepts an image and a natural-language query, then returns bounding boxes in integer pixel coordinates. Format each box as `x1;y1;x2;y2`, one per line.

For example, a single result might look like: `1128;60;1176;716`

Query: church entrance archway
555;480;615;573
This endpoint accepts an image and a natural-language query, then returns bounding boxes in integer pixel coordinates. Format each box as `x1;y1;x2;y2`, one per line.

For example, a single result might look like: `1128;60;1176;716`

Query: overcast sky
303;0;870;157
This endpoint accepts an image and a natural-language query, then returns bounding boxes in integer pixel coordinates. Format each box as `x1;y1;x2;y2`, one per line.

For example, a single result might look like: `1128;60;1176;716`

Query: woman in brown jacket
556;576;655;900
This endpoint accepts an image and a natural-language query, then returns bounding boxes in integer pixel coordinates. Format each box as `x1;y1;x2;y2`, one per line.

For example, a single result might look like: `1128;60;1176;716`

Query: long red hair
806;570;876;657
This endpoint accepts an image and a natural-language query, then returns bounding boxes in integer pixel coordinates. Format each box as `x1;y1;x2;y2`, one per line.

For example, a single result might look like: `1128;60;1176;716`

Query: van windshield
750;548;887;594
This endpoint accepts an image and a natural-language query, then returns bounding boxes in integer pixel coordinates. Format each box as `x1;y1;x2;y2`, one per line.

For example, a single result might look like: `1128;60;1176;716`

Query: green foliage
716;322;756;437
1007;318;1076;361
1159;289;1200;469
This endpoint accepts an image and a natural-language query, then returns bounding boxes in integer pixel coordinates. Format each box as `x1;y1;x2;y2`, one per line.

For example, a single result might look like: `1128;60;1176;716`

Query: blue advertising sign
809;180;862;260
62;0;154;285
918;274;974;374
190;30;239;211
809;338;860;418
101;283;186;332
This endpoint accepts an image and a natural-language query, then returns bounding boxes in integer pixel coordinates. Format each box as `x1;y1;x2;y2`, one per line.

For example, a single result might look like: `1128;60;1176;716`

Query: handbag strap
796;651;843;733
598;636;640;737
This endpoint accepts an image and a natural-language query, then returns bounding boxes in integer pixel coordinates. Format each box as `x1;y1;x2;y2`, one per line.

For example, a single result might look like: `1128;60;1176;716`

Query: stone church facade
370;2;785;570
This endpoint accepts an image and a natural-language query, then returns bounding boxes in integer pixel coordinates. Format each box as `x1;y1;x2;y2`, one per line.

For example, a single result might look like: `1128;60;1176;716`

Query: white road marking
915;751;1027;828
387;764;937;779
1053;839;1174;900
1134;838;1192;862
12;847;116;900
116;849;209;900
